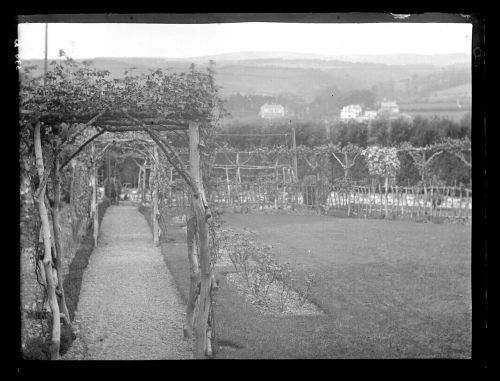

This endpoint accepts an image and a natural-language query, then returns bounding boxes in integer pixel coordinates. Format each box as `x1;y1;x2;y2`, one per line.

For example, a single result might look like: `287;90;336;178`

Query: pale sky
17;22;472;60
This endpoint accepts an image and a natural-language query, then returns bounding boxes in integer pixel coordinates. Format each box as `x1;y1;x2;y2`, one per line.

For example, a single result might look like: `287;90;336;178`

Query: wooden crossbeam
20;109;189;129
100;122;188;130
211;164;291;170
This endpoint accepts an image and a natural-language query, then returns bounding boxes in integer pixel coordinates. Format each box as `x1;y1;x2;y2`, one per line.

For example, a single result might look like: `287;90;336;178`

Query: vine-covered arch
20;58;225;359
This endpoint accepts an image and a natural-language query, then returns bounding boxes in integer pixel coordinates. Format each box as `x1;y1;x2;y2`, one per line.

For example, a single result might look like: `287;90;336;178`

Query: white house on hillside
259;103;285;119
355;110;378;122
340;104;362;121
378;101;399;116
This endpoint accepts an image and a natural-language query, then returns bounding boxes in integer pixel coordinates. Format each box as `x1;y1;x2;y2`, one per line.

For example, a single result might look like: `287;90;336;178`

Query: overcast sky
17;22;472;60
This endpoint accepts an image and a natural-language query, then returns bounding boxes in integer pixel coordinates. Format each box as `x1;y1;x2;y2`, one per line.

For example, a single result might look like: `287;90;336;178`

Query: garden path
62;203;192;360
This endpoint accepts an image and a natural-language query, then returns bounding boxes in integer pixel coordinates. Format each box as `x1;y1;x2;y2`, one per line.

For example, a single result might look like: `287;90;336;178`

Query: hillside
177;51;470;67
215;65;337;101
21;53;471;120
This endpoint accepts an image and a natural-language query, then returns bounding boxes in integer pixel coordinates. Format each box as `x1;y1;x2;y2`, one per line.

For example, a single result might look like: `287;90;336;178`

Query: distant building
340;104;362;121
378;101;400;116
355;110;378;122
364;110;378;119
259;103;285;119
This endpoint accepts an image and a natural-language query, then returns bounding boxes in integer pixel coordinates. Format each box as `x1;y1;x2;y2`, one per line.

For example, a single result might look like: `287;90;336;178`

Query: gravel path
63;204;192;360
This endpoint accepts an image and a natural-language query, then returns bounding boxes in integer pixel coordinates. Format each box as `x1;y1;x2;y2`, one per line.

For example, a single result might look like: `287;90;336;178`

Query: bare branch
60;129;106;170
330;151;346;168
425;150;443;166
453;152;472;168
65;109;107;146
131;158;144;169
302;155;318;170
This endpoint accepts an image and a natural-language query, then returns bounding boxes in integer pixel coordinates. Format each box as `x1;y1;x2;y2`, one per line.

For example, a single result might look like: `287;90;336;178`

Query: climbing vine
20;55;226;359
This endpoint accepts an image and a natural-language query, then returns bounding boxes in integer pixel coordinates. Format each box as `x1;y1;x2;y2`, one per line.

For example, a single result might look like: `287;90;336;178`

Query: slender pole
43;23;48;87
292;127;298;182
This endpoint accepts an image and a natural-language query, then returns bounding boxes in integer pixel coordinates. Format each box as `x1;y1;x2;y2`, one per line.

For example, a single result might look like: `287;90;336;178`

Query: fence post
458;187;463;220
466;189;470;221
430;185;434;217
225;167;231;206
410;187;414;218
368;185;372;216
400;186;404;217
450;186;455;217
364;186;369;217
415;186;420;217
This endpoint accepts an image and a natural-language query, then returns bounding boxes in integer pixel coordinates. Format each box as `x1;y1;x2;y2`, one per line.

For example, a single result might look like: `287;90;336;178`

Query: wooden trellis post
91;143;99;247
169;167;173;202
70;160;82;241
142;160;147;202
235;153;241;206
282;166;287;206
225;167;231;206
152;147;160;245
368;184;373;216
458;187;463;220
466;189;470;221
275;161;279;209
292;127;298;182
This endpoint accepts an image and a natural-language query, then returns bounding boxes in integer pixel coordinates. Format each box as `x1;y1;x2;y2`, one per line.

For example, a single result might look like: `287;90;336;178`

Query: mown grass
22;198;111;360
139;207;472;358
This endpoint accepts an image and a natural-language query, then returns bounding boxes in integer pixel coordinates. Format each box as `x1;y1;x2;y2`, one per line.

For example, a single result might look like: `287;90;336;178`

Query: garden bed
21;198;111;360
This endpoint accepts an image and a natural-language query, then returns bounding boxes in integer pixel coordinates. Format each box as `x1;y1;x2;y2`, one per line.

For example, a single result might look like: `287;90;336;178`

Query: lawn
142;208;471;358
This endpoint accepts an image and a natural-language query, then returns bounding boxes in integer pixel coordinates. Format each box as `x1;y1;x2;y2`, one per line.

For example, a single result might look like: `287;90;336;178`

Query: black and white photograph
16;13;484;362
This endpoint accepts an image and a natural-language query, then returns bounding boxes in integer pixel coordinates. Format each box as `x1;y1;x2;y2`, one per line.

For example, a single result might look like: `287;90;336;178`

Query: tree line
216;114;471;187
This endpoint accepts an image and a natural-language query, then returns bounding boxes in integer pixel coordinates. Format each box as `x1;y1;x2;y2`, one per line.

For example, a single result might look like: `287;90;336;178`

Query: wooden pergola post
51;155;72;328
33;121;61;360
152;147;160;245
169;167;173;203
91;143;99;247
141;160;147;202
188;122;213;358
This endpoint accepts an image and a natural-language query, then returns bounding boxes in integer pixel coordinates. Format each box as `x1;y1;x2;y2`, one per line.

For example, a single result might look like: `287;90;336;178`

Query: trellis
23;112;217;359
187;139;472;217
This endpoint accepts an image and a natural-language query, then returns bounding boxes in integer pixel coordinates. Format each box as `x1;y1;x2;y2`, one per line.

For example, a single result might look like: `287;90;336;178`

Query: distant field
432;83;472;98
404;109;471;122
399;101;471;122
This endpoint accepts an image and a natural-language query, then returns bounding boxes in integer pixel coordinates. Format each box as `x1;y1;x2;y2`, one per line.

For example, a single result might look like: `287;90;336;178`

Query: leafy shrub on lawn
216;225;317;312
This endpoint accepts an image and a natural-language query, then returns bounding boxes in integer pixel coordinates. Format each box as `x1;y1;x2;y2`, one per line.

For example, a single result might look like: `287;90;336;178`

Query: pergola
26;107;215;359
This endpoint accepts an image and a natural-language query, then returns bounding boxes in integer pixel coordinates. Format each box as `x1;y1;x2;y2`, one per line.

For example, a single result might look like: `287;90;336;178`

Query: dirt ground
62;203;192;360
